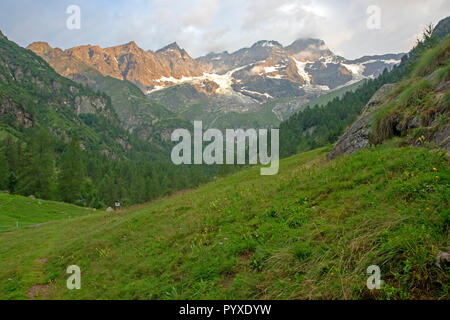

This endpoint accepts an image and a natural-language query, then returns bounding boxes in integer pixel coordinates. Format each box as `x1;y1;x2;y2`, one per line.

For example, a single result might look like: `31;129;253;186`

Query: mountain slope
330;35;450;159
0;142;448;299
279;16;450;158
0;33;228;209
27;42;183;141
152;39;403;123
0;33;131;155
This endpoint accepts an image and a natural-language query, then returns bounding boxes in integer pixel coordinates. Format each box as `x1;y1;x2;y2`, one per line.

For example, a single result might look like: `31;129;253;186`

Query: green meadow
0;142;448;299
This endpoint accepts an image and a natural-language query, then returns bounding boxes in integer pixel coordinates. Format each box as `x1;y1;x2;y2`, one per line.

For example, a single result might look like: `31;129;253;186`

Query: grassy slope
88;73;173;121
150;84;281;129
303;80;366;109
372;37;450;146
265;80;366;121
0;193;91;232
0;142;448;300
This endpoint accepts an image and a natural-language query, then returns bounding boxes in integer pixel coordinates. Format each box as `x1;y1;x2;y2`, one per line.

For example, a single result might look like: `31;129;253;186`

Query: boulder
433;123;450;152
328;84;396;160
436;80;450;92
436;248;450;268
106;207;114;212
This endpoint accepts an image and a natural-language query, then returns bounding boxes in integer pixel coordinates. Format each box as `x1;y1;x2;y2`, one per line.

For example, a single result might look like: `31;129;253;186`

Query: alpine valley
0;5;449;301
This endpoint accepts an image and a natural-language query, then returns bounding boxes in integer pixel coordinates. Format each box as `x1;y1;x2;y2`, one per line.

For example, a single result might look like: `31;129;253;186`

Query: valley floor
0;142;448;299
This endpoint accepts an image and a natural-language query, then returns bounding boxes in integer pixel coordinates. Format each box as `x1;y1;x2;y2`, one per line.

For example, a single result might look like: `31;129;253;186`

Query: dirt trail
26;258;50;300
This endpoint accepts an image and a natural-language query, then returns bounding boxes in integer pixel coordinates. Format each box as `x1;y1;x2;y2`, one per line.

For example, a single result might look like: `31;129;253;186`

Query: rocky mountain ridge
28;38;403;102
28;40;203;89
26;35;404;129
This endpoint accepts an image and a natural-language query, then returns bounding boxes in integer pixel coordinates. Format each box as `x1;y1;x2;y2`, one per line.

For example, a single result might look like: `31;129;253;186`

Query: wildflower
435;176;439;179
433;168;438;171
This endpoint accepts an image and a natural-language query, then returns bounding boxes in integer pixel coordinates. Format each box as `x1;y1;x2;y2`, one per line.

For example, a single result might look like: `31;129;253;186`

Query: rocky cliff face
0;96;33;128
156;42;203;79
0;58;113;120
53;41;204;89
433;16;450;40
328;84;396;159
28;42;95;79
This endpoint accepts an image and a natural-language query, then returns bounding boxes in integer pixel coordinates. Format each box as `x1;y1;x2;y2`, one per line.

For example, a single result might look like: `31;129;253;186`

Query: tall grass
0;144;448;300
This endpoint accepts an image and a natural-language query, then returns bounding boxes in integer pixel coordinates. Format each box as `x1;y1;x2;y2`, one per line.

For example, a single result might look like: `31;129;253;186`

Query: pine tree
58;136;85;204
19;130;55;199
4;135;18;174
8;172;17;194
0;146;8;190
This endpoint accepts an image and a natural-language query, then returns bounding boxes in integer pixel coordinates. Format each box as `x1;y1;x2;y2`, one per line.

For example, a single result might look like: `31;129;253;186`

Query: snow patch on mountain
146;85;165;94
150;64;250;95
303;84;330;93
361;59;401;65
241;88;274;99
294;59;312;84
341;63;365;80
267;74;283;79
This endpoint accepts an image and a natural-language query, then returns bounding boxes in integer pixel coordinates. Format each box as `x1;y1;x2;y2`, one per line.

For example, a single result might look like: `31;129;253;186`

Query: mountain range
28;38;404;130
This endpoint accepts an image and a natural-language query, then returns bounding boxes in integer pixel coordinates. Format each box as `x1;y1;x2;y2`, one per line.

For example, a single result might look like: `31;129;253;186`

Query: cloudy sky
0;0;448;59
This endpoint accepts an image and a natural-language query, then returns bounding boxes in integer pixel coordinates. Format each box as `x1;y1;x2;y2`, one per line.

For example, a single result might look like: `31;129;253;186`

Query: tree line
0;128;238;208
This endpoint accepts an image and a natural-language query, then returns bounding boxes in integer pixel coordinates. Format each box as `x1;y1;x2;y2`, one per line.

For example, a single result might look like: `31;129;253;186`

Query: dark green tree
58;136;85;203
19;130;55;199
7;172;17;194
3;136;19;174
0;146;8;190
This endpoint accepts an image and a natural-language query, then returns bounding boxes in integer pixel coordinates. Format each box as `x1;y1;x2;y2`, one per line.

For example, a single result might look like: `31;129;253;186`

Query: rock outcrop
328;84;396;159
329;43;450;160
434;123;450;151
0;97;34;128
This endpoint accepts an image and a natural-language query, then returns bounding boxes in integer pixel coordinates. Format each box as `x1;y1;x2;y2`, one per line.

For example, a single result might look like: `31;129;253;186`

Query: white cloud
0;0;448;59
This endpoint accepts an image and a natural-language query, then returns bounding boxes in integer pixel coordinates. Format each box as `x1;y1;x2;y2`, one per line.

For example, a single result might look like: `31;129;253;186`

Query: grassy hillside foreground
0;193;94;232
0;142;448;300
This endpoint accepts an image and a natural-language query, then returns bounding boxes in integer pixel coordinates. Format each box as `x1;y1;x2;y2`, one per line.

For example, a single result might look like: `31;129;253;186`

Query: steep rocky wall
328;84;396;159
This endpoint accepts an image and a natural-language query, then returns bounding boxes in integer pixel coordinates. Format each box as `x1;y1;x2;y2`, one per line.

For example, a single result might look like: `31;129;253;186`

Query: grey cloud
181;0;220;28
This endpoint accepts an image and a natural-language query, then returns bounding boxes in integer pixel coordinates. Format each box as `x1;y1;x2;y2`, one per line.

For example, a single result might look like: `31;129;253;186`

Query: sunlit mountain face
28;37;403;127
